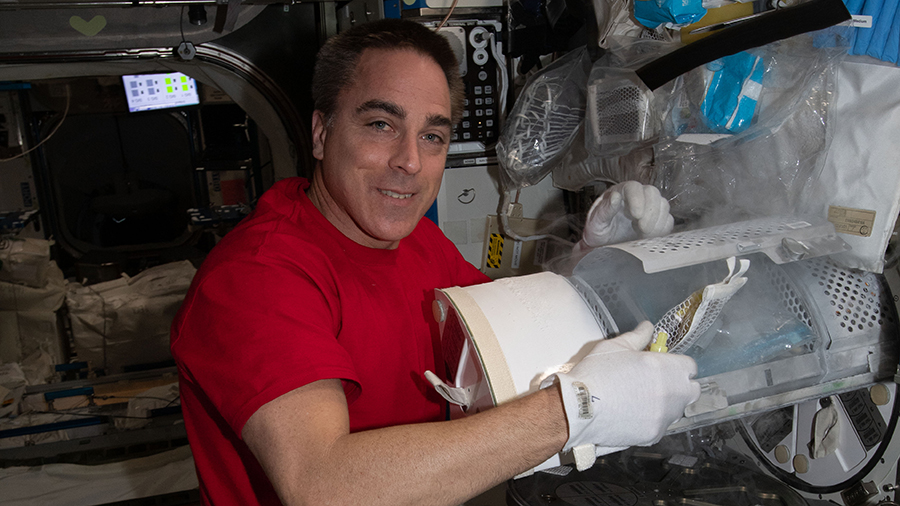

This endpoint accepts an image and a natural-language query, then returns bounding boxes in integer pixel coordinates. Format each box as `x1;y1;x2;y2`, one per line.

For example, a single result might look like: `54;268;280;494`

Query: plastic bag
655;34;846;226
582;37;680;160
699;51;766;134
685;271;820;379
497;47;591;189
633;0;706;30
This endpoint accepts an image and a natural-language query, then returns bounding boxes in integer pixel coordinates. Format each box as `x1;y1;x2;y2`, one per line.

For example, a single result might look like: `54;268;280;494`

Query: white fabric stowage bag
66;261;196;373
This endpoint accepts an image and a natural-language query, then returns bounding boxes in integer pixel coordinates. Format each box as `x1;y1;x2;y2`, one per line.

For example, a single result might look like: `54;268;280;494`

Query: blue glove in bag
634;0;706;29
700;52;765;134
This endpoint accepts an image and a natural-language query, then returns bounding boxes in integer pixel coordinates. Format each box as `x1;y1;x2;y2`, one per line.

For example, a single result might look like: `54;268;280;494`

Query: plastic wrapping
698;51;766;134
585;67;657;155
685;270;819;379
656;34;900;273
655;35;846;226
633;0;706;30
584;38;679;159
497;47;591;189
551;38;678;190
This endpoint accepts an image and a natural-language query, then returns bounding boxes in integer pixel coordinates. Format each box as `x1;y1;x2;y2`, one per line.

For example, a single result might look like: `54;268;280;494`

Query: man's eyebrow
426;114;452;129
356;99;405;119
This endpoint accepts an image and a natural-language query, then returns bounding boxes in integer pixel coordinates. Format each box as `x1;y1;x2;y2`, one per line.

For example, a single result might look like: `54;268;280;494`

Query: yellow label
486;233;504;269
828;206;875;237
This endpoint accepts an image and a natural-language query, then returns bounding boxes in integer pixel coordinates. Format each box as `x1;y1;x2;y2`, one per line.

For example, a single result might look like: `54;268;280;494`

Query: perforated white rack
608;215;851;274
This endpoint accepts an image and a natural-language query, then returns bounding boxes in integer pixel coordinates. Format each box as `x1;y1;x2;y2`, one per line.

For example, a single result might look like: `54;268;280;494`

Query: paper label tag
828;206;875;237
849;15;873;28
511;240;523;269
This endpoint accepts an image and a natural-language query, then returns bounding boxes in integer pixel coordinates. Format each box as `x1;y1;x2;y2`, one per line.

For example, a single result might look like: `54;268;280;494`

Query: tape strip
441;286;518;406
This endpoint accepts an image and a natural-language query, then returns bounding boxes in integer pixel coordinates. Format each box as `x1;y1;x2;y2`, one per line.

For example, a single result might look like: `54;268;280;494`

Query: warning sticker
828;206;875;237
486;233;504;269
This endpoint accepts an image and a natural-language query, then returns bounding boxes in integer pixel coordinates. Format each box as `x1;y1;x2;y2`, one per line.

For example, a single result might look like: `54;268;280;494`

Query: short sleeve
171;254;359;437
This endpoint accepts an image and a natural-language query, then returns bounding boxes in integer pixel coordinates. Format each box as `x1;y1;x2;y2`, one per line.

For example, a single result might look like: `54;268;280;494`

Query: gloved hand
541;321;701;469
580;181;674;248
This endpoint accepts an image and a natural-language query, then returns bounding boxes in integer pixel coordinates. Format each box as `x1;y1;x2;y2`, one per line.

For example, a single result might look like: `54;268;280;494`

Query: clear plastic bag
548;38;678;190
685;274;819;379
655;34;848;225
583;37;679;159
496;47;591;189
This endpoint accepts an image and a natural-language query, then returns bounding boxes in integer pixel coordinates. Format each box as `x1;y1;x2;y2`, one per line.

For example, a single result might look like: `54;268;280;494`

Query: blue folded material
634;0;706;29
884;4;900;62
852;0;884;52
845;0;900;64
700;51;765;134
866;0;898;56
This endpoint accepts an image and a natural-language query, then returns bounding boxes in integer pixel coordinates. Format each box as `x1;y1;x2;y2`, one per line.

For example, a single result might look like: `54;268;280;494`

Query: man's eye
370;121;389;130
423;133;445;144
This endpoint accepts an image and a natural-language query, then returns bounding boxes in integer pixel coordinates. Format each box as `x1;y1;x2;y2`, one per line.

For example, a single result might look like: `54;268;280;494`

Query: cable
488;30;509;118
0;85;71;163
498;189;575;246
435;0;459;31
180;5;186;42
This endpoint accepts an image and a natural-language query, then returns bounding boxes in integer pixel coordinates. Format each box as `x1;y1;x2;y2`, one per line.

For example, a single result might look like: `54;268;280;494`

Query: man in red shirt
172;18;699;506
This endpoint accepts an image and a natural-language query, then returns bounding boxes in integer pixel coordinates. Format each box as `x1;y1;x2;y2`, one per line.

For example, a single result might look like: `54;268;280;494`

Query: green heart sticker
69;15;107;37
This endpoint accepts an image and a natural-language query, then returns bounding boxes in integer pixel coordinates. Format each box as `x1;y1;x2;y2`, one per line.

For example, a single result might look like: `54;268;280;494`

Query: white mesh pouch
586;75;655;157
652;256;750;354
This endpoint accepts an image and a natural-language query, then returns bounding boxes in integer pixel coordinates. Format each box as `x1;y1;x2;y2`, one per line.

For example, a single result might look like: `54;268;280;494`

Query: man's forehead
339;48;451;119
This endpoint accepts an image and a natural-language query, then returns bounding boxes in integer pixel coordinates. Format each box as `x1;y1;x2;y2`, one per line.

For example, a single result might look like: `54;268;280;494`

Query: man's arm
242;378;568;506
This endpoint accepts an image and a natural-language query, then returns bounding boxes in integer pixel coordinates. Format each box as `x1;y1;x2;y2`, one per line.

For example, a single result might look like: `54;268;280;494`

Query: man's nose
390;132;422;175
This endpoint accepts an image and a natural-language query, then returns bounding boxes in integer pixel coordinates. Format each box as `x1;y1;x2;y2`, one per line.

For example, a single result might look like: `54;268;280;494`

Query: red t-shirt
170;177;489;505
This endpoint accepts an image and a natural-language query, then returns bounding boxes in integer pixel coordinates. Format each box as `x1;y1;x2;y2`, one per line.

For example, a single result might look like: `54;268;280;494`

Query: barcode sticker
573;381;593;420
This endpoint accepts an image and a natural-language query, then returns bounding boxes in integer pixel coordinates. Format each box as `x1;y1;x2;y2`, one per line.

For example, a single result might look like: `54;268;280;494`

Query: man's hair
312;19;465;125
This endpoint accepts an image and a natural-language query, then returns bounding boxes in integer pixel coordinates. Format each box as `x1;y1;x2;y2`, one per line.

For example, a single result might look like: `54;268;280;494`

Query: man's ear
311;110;328;161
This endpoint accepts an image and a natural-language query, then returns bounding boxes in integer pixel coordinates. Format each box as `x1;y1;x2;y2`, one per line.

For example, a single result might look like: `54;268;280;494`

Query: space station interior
1;0;900;504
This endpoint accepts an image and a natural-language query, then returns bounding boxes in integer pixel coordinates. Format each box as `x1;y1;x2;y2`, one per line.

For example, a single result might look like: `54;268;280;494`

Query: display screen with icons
122;72;200;113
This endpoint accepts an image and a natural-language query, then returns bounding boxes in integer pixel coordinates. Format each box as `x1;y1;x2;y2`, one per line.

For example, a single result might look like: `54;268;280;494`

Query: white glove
541;321;701;469
580;181;674;248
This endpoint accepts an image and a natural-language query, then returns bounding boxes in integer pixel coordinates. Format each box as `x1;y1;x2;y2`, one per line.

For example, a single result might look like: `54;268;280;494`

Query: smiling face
307;48;453;250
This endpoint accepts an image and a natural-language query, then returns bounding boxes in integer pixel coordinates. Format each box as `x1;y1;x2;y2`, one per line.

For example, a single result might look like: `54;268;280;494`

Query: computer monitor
121;72;200;113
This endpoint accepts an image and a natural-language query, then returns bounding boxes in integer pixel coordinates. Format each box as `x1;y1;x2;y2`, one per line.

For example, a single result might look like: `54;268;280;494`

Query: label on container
511;240;523;269
828;205;875;237
849;15;873;28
